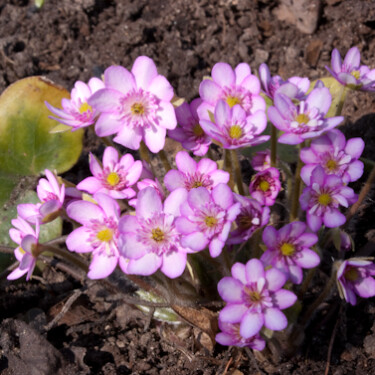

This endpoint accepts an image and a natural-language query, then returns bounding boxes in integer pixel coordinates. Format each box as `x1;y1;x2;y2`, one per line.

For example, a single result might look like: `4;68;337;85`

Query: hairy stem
289;144;304;221
230;149;245;195
270;124;278;168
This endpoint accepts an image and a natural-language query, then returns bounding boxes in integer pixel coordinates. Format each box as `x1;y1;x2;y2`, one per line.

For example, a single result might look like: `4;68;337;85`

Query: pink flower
8;217;40;281
77;146;143;200
198;62;265;120
261;222;320;284
118;187;189;278
45;78;104;130
249;167;281;206
89;57;177;153
66;193;121;279
300;129;364;184
251;150;272;172
164;151;229;192
199;100;269;149
168;99;212;156
218;259;297;339
268;88;344;144
18;169;65;224
175;184;241;257
337;258;375;305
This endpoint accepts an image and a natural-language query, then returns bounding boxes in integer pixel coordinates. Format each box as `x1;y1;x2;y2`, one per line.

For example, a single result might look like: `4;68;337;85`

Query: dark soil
1;0;375;374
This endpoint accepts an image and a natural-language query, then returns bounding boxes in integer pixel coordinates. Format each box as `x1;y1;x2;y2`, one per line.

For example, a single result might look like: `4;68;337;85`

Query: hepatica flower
18;169;65;224
198;62;265;120
175;184;241;257
77;146;142;199
218;259;297;339
260;222;320;284
89;56;177;153
164;151;229;192
8;217;40;281
249;167;281;206
251;150;272;172
46;77;104;130
268;88;344;144
336;258;375;305
199;100;269;149
168;99;212;156
300;129;364;184
299;166;356;232
66;193;121;279
118;187;189;278
326;46;375;91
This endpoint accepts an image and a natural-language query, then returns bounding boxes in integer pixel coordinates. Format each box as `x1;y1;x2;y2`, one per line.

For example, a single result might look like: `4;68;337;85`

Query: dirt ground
1;0;375;374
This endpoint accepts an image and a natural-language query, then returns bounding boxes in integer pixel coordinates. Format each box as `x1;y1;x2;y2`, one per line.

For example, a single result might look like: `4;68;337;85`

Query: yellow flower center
229;125;243;139
351;70;360;80
281;243;295;256
318;193;332;206
192;123;204;137
97;228;113;242
205;216;218;227
226;96;241;108
326;159;337;171
106;172;120;187
249;291;261;302
192;181;203;188
295;113;309;124
131;102;145;115
151;228;165;242
344;268;359;281
259;180;270;192
79;102;92;114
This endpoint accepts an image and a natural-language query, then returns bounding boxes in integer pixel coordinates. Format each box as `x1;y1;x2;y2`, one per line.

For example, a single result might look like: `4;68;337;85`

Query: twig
245;347;266;375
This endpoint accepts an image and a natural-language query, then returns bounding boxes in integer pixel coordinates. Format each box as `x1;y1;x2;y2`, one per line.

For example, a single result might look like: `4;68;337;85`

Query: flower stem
139;141;151;164
270;124;278;168
230;149;245;196
333;86;348;117
158;149;172;172
289;144;304;221
223;149;235;190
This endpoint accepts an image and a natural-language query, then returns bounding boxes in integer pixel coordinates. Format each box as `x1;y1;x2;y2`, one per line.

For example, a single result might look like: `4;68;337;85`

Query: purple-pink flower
299;166;356;232
268;87;344;144
218;259;297;339
46;78;104;130
251;150;272;172
77;146;143;200
8;217;40;281
260;222;320;284
66;193;121;279
300;129;364;184
88;56;177;153
164;151;229;192
118;187;189;278
249;167;281;206
175;184;241;257
337;258;375;305
199;100;269;149
198;62;265;120
168;99;212;156
326;47;375;91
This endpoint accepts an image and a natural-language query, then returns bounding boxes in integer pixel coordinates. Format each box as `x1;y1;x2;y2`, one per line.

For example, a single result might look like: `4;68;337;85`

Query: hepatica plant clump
2;46;375;357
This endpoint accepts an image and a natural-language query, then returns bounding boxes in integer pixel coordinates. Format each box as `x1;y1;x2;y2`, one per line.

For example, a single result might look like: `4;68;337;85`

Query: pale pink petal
66;227;94;253
209;237;224;257
94;193;119;219
161;251;186;278
175;217;199;234
175;151;197;173
131;56;158;89
212;62;235;88
102;146;119;167
114;125;143;150
345;138;365;159
67;201;103;225
235;63;251;85
126;253;162;276
88;253;118;279
295;249;320;268
212;183;233;209
240;75;261;94
265;267;287;291
264;308;288;331
157;101;177;130
148;75;174;101
219;304;248;323
119;232;147;259
118;215;139;233
199;80;222;104
245;258;265;283
137;187;163;219
95;113;124;137
218;277;243;302
89;153;103;177
164;188;188;217
144;125;166;153
164;170;185;191
272;290;297;309
104;65;136;93
88;89;123;112
181;232;208;251
231;263;247;284
240;311;264;338
77;177;103;194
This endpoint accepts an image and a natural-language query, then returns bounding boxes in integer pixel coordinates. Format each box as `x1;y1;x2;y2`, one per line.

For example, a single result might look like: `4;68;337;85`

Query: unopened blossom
300;129;364;184
326;47;375;91
198;62;265;121
8;217;40;281
261;222;320;284
199;100;269;149
228;194;270;245
88;56;177;153
66;193;121;279
249;167;281;206
18;169;65;224
268;88;344;144
216;320;265;350
77;146;142;200
175;184;241;257
118;187;189;278
251;150;272;172
336;258;375;305
259;63;310;100
218;259;297;338
164;151;229;192
168;99;212;156
299;166;356;232
46;77;104;130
